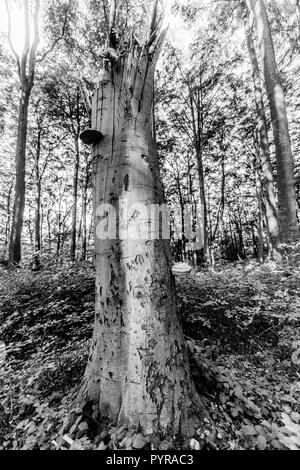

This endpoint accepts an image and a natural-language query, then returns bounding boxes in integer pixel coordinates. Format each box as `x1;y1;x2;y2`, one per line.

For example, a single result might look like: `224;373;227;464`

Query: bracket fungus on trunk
171;262;192;277
80;129;104;146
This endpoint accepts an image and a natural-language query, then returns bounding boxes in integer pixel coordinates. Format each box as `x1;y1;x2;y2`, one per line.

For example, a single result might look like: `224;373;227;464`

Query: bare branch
5;0;21;77
36;4;69;63
149;0;159;37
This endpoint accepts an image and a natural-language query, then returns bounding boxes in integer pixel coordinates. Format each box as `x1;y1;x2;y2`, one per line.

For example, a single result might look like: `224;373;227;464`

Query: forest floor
0;259;299;450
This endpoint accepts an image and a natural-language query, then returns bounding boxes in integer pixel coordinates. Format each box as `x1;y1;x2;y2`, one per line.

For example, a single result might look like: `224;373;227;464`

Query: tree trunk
80;172;88;261
81;196;87;260
78;36;202;437
189;91;209;263
212;149;225;242
254;157;264;263
176;170;186;261
9;87;30;265
47;209;52;255
34;181;42;268
296;0;300;42
70;136;80;260
247;0;299;243
188;168;199;266
3;182;13;260
57;210;61;257
196;150;209;262
245;19;280;259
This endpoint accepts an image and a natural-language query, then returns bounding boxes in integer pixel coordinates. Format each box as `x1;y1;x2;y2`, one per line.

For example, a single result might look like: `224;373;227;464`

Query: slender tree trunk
78;32;203;437
7;0;40;265
46;209;51;255
188;167;198;266
9;88;30;264
81;195;87;260
176;172;186;260
196;150;209;262
70;137;80;260
190;90;209;263
34;130;42;268
235;214;245;258
254;158;264;263
40;203;44;252
57;210;61;257
296;0;300;41
212;151;225;242
80;169;89;261
245;19;280;259
34;182;42;267
229;219;239;258
3;182;13;259
247;0;299;243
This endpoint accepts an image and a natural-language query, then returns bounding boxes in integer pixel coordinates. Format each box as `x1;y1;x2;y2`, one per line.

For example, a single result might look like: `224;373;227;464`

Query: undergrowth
0;260;299;450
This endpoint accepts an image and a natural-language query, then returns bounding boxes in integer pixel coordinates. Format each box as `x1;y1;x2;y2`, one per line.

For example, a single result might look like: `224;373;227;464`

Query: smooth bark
78;8;203;437
245;18;280;258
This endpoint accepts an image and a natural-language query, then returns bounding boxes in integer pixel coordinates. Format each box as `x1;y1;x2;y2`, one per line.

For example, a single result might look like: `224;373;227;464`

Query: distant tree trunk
47;209;52;255
9;89;30;264
80;176;88;261
77;4;203;438
256;173;264;263
81;195;87;260
296;0;300;41
7;0;40;265
189;90;209;263
26;211;34;253
6;0;67;264
196;150;209;262
70;136;80;260
235;213;245;258
212;150;226;242
175;168;186;260
34;130;42;268
245;18;280;259
247;0;299;243
229;218;239;258
57;211;61;257
252;152;264;263
81;155;91;260
3;182;13;259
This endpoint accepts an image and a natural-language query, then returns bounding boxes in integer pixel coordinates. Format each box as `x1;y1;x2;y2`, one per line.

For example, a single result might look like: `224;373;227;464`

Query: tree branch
20;0;30;82
36;5;69;63
106;0;118;48
79;80;92;116
5;0;21;78
28;0;40;87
